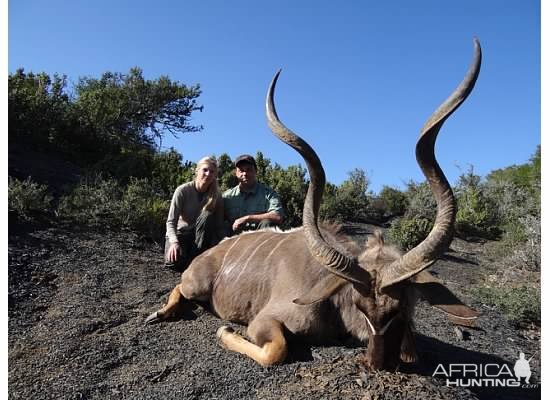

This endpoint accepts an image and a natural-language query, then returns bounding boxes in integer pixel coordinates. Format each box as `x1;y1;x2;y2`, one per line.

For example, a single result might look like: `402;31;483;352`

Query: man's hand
167;242;182;263
232;215;249;232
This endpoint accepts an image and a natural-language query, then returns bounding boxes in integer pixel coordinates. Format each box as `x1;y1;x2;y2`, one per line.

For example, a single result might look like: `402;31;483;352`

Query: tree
217;153;238;191
150;149;194;196
73;67;203;159
9;67;204;169
319;169;370;222
254;151;270;183
367;185;408;222
8;69;73;151
265;163;307;228
486;145;541;199
319;182;339;221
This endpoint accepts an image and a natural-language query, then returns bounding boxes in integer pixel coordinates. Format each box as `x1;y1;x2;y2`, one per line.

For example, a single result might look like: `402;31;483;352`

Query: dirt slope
8;220;541;400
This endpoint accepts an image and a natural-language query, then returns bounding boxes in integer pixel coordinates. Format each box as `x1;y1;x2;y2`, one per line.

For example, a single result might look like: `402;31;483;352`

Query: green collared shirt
222;182;284;224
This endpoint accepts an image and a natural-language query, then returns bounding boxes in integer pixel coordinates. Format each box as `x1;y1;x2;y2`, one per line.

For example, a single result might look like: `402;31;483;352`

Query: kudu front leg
217;318;288;367
145;284;186;324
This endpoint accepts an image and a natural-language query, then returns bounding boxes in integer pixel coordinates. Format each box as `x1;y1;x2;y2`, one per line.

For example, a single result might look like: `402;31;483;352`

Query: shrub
492;215;539;260
386;181;435;250
403;181;436;221
8;176;53;219
57;175;169;240
471;285;540;326
483;179;536;227
487;145;540;199
217;153;238;192
57;175;124;227
494;215;541;272
387;216;432;251
319;183;339;221
266;164;307;228
472;213;540;327
319;169;370;223
377;186;408;217
455;186;500;239
367;186;408;223
92;148;154;184
451;167;500;239
120;178;169;241
151;149;195;197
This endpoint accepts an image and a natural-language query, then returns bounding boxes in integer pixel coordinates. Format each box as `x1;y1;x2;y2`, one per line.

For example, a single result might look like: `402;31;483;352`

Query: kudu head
266;39;482;370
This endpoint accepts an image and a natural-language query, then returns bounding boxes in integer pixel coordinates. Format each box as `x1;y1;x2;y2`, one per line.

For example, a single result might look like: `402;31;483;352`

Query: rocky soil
8;218;541;400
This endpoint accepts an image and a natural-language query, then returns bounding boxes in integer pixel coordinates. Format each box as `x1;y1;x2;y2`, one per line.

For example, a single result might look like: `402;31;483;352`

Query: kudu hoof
216;325;234;340
145;311;161;325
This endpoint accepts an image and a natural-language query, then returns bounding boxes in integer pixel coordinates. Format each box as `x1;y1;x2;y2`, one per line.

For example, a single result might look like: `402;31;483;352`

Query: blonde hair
195;156;220;212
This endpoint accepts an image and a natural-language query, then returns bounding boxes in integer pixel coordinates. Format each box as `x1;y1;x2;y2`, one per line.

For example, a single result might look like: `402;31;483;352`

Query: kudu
146;39;482;370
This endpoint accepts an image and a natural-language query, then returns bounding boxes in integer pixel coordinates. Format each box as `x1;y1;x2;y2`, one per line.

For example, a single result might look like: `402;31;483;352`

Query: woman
164;156;224;271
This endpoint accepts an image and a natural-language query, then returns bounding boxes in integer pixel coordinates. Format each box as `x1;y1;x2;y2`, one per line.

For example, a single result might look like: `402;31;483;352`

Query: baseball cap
234;154;257;169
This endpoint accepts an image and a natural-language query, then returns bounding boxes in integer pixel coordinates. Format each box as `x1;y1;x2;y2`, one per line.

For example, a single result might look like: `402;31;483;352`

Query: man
223;154;284;235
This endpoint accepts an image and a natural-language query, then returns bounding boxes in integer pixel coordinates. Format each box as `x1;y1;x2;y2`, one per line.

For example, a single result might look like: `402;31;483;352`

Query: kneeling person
164;156;224;271
223;154;284;235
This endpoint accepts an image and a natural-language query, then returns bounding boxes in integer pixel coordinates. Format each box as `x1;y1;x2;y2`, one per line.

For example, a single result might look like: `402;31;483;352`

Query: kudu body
147;39;482;370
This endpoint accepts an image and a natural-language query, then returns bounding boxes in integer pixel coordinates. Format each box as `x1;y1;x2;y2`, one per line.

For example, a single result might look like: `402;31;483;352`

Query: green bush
367;186;408;222
403;181;437;221
452;168;500;239
319;182;338;221
266;164;307;228
387;216;433;251
120;178;169;241
487;145;540;199
91;147;194;198
483;179;538;238
8;177;53;219
455;186;500;239
151;149;194;197
216;153;238;192
497;215;541;272
92;148;154;183
496;222;528;255
319;169;370;223
57;175;169;240
471;285;540;326
57;175;124;227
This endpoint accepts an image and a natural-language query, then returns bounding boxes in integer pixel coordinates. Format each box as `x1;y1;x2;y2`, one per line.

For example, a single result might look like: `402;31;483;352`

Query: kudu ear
411;271;480;327
293;274;348;306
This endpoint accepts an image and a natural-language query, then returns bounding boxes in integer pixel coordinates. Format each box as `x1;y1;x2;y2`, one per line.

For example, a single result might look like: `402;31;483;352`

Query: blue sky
8;1;541;193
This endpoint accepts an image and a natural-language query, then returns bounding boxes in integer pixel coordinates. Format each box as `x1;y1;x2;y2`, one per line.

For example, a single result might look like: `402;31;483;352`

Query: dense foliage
8;177;53;221
9;68;202;167
320;169;370;223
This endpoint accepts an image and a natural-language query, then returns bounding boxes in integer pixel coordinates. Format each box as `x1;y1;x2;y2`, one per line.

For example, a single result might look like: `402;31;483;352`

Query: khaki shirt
222;182;284;224
166;181;224;244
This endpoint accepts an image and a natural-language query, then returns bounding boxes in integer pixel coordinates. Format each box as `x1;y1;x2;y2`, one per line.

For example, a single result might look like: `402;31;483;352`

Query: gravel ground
8;219;541;400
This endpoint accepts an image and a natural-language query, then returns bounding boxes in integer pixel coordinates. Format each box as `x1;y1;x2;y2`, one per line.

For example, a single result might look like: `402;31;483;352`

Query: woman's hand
167;242;182;263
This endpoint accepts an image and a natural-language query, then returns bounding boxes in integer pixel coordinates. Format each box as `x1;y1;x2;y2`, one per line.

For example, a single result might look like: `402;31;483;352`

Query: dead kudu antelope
146;39;482;370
